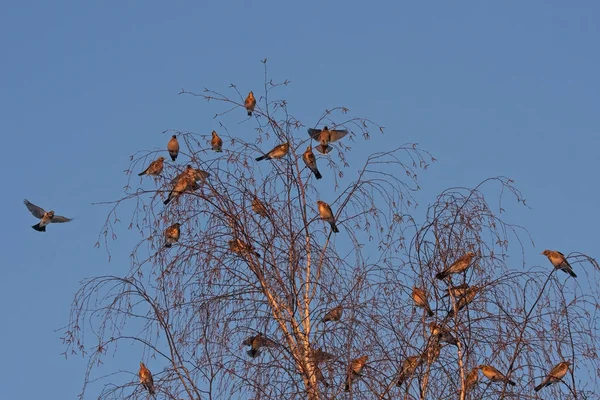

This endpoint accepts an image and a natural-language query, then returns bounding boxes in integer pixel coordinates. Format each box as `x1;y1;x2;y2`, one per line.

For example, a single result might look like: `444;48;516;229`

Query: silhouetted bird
412;286;434;317
138;156;165;176
534;361;571;392
167;135;179;161
479;365;515;386
24;199;72;232
317;200;339;233
139;362;156;395
307;126;348;154
436;252;475;279
245;91;256;116
542;250;577;278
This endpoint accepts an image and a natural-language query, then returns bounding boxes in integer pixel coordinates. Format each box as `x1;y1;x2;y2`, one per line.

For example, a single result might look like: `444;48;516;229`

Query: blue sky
1;2;599;398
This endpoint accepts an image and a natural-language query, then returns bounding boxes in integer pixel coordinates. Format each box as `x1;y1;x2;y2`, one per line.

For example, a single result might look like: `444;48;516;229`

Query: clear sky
1;2;599;398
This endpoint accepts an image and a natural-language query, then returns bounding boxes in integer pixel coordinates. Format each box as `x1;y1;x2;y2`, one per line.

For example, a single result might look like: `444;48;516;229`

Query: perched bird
311;348;335;363
465;367;479;391
317;200;339;233
412;286;434;317
542;250;577;278
307;126;349;154
171;165;209;185
138;156;165;177
479;365;516;386
312;363;328;387
163;174;193;205
429;322;459;346
211;130;223;152
443;283;470;298
229;238;261;258
139;362;156;395
255;143;289;161
245;91;256;116
322;305;343;322
448;286;479;317
24;199;73;232
345;355;368;392
534;361;571;392
436;252;475;280
396;355;421;387
164;223;181;248
167;135;179;161
242;334;276;358
302;145;322;180
425;342;441;364
251;197;268;218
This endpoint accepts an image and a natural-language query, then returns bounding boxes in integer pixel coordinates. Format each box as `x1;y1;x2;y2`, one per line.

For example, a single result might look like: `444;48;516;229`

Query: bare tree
63;61;600;399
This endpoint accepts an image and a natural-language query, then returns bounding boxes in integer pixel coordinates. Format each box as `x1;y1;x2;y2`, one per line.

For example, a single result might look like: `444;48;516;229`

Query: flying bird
447;286;479;317
163;174;193;205
396;355;421;387
251;197;269;218
412;286;434;317
242;334;276;358
345;355;368;392
542;250;577;278
534;361;571;392
479;365;516;386
307;126;348;154
229;238;261;258
138;156;165;176
245;91;256;116
436;252;475;280
167;135;179;161
317;200;339;233
322;305;343;322
24;199;72;232
429;322;459;346
302;145;322;179
139;362;156;395
164;223;181;248
255;143;289;161
211;130;223;152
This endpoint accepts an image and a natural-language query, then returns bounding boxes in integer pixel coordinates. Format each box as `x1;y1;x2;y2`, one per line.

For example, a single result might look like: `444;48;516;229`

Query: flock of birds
22;90;578;396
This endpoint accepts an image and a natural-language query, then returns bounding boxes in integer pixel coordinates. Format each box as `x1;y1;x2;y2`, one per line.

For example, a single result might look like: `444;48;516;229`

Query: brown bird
465;367;479;391
138;156;165;176
425;342;441;364
302;145;322;180
345;355;368;392
242;334;276;358
139;362;156;395
317;200;339;233
322;305;343;322
255;143;289;161
311;348;335;363
442;283;470;298
448;286;479;317
163;174;193;205
429;322;459;346
211;130;223;152
307;126;348;154
542;250;577;278
171;165;209;185
436;252;475;280
24;199;73;232
251;197;268;218
167;135;179;161
229;238;261;258
396;355;421;387
245;91;256;116
479;365;516;386
164;223;181;248
534;361;571;392
412;286;434;317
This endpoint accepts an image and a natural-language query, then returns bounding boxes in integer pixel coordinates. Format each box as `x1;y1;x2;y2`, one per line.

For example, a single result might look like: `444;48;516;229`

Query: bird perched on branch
465;367;479;391
255;143;289;161
412;286;434;317
322;305;343;322
229;238;261;258
24;199;72;232
139;362;156;395
317;200;339;233
164;174;193;205
436;252;475;280
396;355;421;387
138;156;165;176
251;197;268;218
245;91;256;116
211;130;222;152
534;361;571;392
164;223;181;248
479;365;516;386
302;145;322;179
429;322;459;346
447;286;479;317
542;250;577;278
345;355;368;391
242;334;276;358
443;283;470;298
167;135;179;161
307;126;348;154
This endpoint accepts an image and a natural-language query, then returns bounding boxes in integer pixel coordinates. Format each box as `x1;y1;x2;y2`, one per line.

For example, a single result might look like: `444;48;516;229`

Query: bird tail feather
32;223;46;232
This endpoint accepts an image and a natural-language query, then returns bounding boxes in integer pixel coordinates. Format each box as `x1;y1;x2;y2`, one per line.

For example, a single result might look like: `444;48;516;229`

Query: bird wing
52;215;73;223
329;129;348;142
307;128;322;140
24;199;46;218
